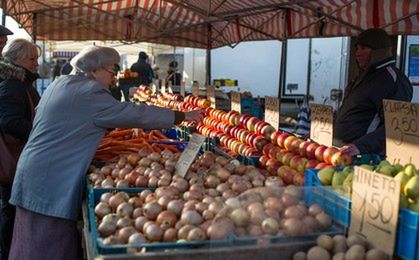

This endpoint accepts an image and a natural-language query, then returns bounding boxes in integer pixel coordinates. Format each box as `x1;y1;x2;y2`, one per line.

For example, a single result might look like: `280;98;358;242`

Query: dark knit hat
0;25;13;36
356;28;391;50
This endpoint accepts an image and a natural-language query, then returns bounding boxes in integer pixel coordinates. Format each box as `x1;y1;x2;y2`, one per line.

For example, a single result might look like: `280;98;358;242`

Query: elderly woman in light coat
8;46;204;259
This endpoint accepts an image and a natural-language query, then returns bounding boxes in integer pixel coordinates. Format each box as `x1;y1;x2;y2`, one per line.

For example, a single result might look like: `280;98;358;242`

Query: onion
102;213;119;226
195;202;209;213
234;165;247;175
164;159;177;171
216;168;231;182
202;196;216;205
265;176;284;187
265;208;280;220
205;175;220;188
135;176;148;187
100;192;113;203
145;193;157;203
116;217;133;229
250;209;268;225
163;228;177;242
222;190;237;200
225;197;241;209
183;190;203;201
100;166;113;176
215;156;229;166
234;227;247;237
116;202;134;217
316;212;332;229
206;188;219;197
247;202;264;213
128;197;142;208
206;218;234;240
143;201;162;220
261;217;279;235
301;215;320;232
231;181;248;193
116;179;129;188
189;176;204;186
170;178;189;192
208;201;222;214
95;202;111;219
109;193;127;209
284;185;302;200
150;162;163;171
284;205;304;219
156;210;177;229
117;156;128;168
144;223;163;242
148;152;161;161
282;218;304;236
167;200;184;216
148;176;159;187
155;186;178;199
187;227;206;241
118;168;131;179
264;197;284;212
98;222;116;237
139;190;152;201
308;204;324;216
157;195;172;209
138;158;152;167
102;235;121;245
132;208;143;219
125;171;140;185
177;224;195;240
202;210;214;220
180;210;203;225
101;177;115;188
230;208;250;226
281;193;299;207
128;233;146;244
127;153;141;166
247;224;263;236
134;166;147;175
134;216;148;232
216;183;229;193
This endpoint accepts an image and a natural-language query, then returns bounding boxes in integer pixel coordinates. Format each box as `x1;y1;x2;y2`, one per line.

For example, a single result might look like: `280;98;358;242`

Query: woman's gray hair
71;46;120;73
2;39;40;63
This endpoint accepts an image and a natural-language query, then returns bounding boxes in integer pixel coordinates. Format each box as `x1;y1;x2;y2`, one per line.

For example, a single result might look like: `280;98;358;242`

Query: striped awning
4;0;419;49
52;51;78;58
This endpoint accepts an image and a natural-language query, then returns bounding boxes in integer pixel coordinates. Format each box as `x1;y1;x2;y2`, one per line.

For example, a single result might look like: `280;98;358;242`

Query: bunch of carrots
94;128;183;162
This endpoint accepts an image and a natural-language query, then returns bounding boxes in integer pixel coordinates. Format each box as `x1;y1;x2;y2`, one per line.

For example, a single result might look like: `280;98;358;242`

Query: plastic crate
88;189;234;255
396;209;419;260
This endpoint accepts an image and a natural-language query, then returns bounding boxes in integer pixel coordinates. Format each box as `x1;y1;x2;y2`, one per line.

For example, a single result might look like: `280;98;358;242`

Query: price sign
310;103;333;146
207;85;216;108
265;96;280;130
231;91;241;113
192;82;199;97
180;82;186;97
383;100;419;166
349;166;401;257
175;134;206;178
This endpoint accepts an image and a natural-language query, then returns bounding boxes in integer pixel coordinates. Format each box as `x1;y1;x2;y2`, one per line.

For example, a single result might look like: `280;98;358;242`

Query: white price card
265;96;280;130
231;91;241;113
383;100;419;166
175;134;206;178
310;103;334;146
207;85;216;108
349;166;401;257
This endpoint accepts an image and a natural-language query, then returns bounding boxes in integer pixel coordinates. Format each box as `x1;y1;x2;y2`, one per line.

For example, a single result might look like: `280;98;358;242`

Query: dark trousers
0;185;15;260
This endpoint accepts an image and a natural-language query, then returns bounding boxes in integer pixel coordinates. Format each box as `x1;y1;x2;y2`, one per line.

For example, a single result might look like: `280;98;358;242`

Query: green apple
332;172;347;187
317;167;335;185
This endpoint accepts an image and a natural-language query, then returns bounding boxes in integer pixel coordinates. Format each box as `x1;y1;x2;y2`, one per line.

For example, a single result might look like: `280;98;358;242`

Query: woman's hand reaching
184;109;205;122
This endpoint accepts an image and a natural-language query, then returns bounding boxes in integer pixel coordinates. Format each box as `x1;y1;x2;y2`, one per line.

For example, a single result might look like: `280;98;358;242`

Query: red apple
314;145;327;162
293;172;305;186
239;114;252;128
261;124;275;139
281;152;294;166
276;133;289;149
306;142;319;160
323;147;339;164
270;130;281;145
254;120;267;135
254;137;268;152
247;133;258;147
314;162;333;169
330;151;353;167
268;146;281;160
306;159;319;169
289;138;303;153
289;155;308;173
246;117;260;132
266;159;282;173
262;143;275;157
283;135;297;151
277;166;297;185
298;140;311;157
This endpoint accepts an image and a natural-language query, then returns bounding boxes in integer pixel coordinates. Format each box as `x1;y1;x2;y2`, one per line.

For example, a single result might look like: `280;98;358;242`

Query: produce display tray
304;168;419;260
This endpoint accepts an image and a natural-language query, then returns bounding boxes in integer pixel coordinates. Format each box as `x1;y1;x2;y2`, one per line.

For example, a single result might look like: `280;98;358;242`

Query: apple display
276;133;289;149
323;147;339;164
314;145;327;162
330;151;353;167
283;135;297;151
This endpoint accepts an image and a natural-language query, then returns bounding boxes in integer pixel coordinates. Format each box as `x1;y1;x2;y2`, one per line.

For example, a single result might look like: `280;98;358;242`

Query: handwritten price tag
383;100;419;166
231;91;241;113
265;96;280;130
310;103;333;146
207;85;216;108
180;82;186;97
349;166;401;257
192;82;199;97
175;134;206;178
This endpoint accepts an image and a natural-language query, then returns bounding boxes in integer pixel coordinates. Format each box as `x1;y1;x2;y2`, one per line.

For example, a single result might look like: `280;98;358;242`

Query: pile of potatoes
293;234;388;260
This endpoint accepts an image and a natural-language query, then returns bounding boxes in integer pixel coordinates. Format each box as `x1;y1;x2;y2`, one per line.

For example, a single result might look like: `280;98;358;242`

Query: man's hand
184;109;205;122
339;143;360;156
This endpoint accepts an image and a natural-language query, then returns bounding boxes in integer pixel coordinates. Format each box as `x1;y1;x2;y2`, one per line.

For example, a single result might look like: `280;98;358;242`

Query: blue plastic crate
396;208;419;260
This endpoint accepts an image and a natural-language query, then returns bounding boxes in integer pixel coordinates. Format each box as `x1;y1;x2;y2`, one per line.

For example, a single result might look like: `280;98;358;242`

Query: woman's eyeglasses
104;64;120;77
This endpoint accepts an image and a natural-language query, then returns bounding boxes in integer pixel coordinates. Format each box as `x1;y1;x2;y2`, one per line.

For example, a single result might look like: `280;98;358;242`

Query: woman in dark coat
0;39;40;260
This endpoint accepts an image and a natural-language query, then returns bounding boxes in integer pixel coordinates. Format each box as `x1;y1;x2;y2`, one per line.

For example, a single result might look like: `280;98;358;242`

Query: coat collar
0;60;39;83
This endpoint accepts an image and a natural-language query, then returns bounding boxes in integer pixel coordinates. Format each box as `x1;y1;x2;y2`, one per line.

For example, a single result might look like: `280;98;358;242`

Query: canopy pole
1;0;6;26
278;39;287;98
32;13;37;43
206;24;212;86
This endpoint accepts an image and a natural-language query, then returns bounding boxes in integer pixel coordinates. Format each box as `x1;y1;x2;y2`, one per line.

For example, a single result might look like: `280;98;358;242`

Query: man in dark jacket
334;28;413;156
130;51;153;86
